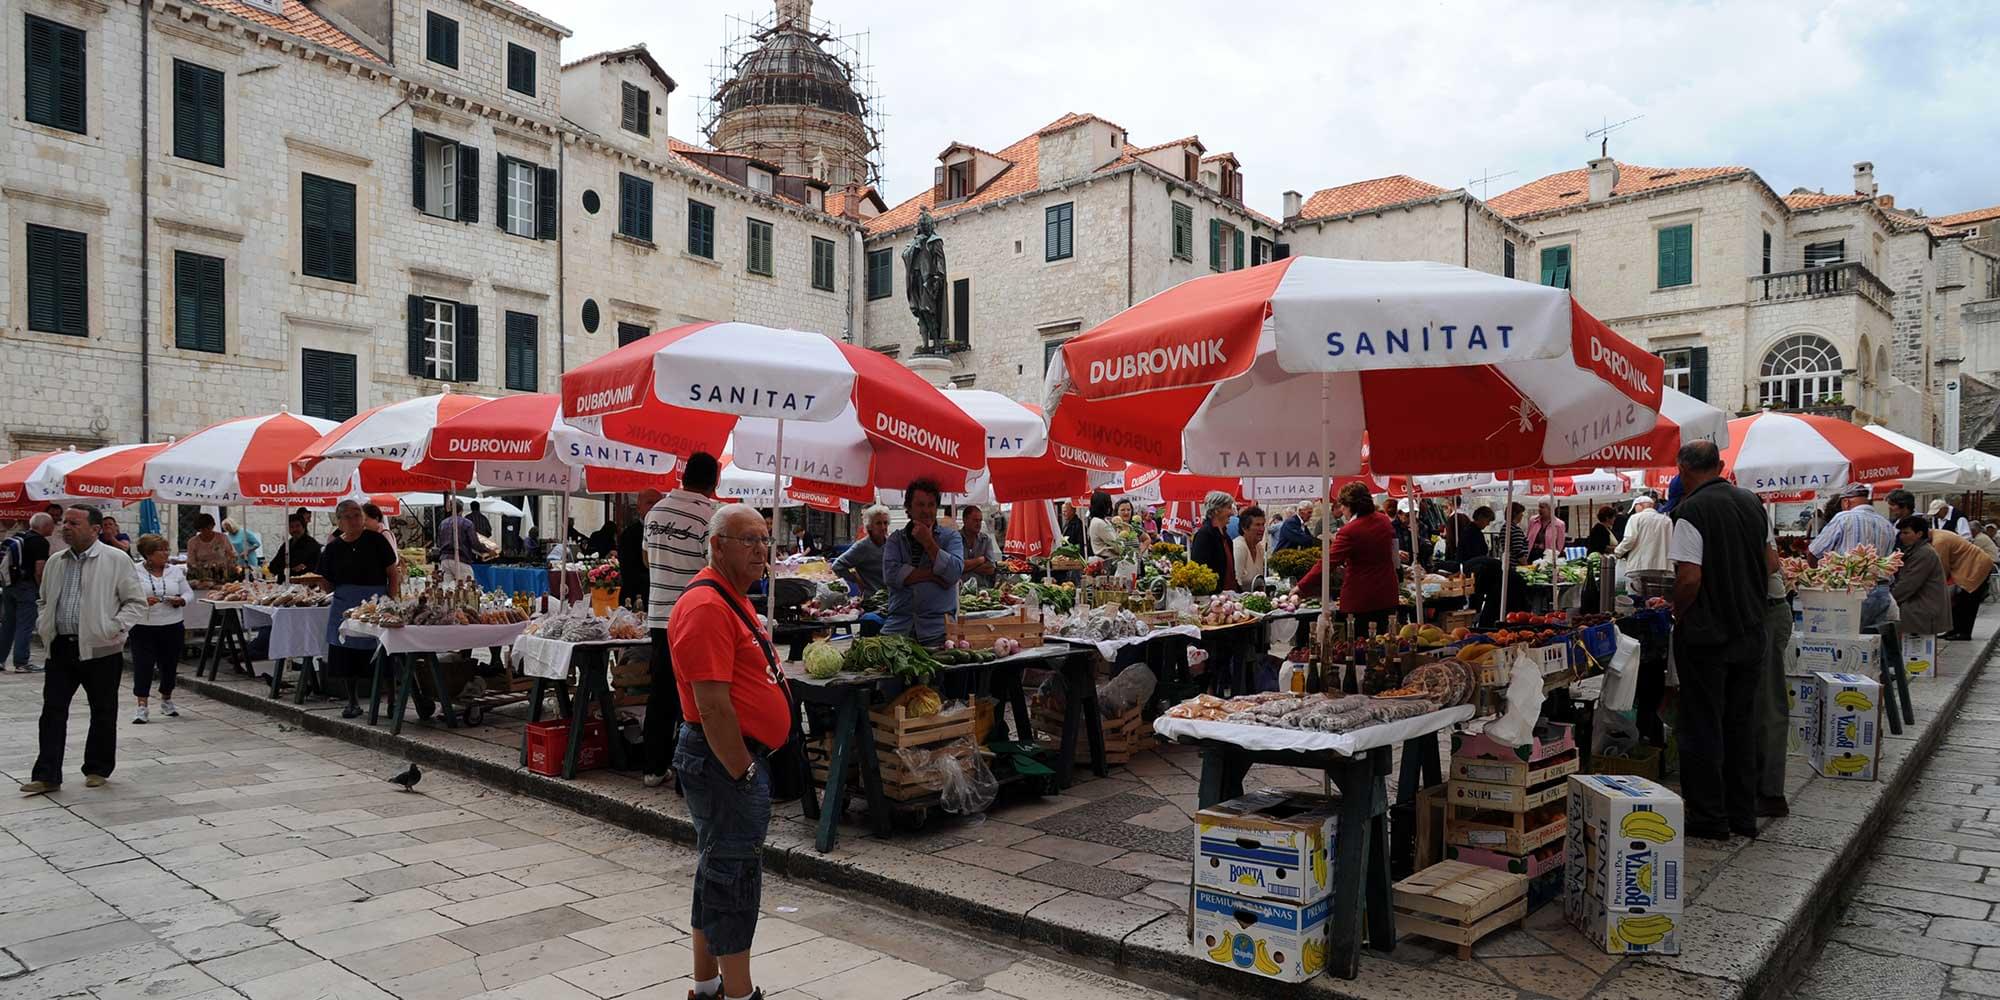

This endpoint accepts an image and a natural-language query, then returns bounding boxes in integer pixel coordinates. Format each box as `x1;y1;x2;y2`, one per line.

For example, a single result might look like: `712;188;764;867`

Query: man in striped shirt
1808;484;1898;562
642;452;720;789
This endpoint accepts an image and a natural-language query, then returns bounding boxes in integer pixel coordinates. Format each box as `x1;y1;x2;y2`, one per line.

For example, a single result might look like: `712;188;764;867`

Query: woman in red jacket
1297;482;1403;635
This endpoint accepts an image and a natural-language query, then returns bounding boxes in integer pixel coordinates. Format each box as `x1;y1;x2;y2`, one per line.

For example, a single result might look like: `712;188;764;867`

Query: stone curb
182;628;2000;1000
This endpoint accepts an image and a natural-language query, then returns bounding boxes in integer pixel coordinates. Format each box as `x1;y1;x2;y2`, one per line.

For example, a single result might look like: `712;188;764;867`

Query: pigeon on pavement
389;763;422;791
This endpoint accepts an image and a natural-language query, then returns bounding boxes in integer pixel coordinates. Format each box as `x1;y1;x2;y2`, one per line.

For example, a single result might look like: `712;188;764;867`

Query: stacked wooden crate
1444;722;1578;894
811;702;977;802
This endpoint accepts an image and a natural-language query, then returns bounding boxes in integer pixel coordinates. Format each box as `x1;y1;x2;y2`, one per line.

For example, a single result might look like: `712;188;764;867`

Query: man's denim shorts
675;723;772;956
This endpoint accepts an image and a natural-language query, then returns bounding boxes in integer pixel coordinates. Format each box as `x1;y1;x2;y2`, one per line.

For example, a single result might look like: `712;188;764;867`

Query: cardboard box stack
1564;774;1685;955
1904;633;1937;682
1445;722;1577;904
1788;633;1878;756
1191;791;1339;983
1808;671;1881;780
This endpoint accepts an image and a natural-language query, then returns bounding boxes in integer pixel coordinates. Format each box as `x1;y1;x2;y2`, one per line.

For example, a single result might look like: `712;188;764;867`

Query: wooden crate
1393;860;1528;960
1415;784;1448;871
946;607;1044;649
811;702;978;802
1446;800;1567;855
1450;749;1581;789
1033;703;1154;765
1443;609;1479;633
1448;778;1568;814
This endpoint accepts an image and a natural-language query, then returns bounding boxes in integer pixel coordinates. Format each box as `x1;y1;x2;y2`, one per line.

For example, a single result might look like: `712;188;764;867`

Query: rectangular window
173;250;225;353
1804;240;1845;268
301;349;357;421
1539;245;1571;289
746;218;773;276
416;132;458;220
1172;202;1193;261
504;311;537;392
25;224;88;337
1251;237;1273;266
617;322;649;347
865;247;893;299
422;298;457;381
1232;228;1245;270
945;161;972;201
1503;240;1516;279
1045;203;1074;261
424;11;458;69
952;277;971;348
618;173;653;242
1657;224;1693;288
1044;338;1070;375
23;15;86;134
300;173;357;283
172;59;224;166
502;158;537;237
621;83;649;136
1762;231;1772;275
748;169;773;195
1655;346;1708;401
505;43;535;96
811;237;836;291
1209;218;1224;271
687;200;715;258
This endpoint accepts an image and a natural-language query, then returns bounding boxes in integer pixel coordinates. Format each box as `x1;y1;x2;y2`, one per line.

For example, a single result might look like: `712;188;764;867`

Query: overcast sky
556;0;1998;220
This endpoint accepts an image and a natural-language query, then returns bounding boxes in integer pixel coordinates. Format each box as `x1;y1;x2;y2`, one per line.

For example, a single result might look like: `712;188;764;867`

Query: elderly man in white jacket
1614;496;1673;576
21;506;146;795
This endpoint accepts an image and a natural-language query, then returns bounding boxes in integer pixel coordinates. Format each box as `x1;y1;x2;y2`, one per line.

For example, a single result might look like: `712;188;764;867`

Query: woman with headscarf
223;518;262;574
1189;491;1237;589
319;500;401;719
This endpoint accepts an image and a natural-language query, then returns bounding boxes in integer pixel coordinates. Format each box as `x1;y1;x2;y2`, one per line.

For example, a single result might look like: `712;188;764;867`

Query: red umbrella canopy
1720;411;1913;495
1003;500;1057;557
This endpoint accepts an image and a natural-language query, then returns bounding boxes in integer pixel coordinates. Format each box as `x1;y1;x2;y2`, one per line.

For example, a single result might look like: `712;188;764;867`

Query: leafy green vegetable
840;635;941;684
802;640;844;678
1241;594;1273;614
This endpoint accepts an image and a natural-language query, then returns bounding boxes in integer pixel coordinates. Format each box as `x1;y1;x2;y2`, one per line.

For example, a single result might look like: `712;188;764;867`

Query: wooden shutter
1209;218;1222;271
537;166;558;240
1173;203;1192;260
494;153;508;231
952;278;970;347
407;296;428;377
1232;228;1244;270
454;304;479;383
1688;347;1709;402
25;17;86;134
621;84;648;135
617;322;648;347
302;176;328;278
327;179;356;282
25;225;85;336
410;129;427;211
688;201;713;258
457;144;479;223
174;251;225;353
505;312;538;391
302;349;356;421
427;13;457;67
1657;226;1691;287
507;44;535;96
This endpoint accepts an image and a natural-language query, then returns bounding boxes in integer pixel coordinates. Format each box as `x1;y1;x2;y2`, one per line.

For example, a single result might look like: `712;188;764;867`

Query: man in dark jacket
1667;441;1778;840
619;490;660;610
1272;501;1316;552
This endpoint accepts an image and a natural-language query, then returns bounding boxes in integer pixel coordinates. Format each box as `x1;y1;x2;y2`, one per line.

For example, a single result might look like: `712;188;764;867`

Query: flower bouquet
1782;544;1903;592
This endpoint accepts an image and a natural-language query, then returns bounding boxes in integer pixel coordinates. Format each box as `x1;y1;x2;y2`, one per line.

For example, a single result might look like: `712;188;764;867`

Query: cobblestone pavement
1789;638;2000;1000
0;672;1194;1000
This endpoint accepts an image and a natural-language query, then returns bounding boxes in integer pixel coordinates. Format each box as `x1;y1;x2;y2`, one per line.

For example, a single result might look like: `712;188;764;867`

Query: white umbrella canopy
1862;425;1971;493
1951;448;2000;491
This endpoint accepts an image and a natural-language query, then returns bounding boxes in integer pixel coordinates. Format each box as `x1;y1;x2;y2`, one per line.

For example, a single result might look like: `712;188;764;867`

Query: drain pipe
139;0;152;440
556;139;566;377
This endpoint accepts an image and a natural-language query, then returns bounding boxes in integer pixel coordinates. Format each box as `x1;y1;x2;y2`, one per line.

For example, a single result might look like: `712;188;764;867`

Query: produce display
788;596;861;621
524;606;645;642
1196;594;1259;628
889;685;943;719
802;640;844;678
1051;542;1083;560
778;558;838;583
1782;544;1902;591
1170;561;1220;596
1269;593;1318;614
1375;661;1477;704
1051;605;1151;641
1030;582;1076;614
343;584;527;628
1266;547;1319;581
1394;622;1450;647
1165;691;1442;732
1149;541;1186;560
958;588;1013;614
1240;593;1274;614
840;635;942;684
1002;556;1035;575
210;581;331;607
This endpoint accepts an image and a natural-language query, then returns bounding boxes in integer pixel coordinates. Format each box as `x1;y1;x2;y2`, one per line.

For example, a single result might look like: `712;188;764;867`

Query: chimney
1877;194;1895;210
1854;161;1876;197
1586;157;1619;202
1282;190;1302;221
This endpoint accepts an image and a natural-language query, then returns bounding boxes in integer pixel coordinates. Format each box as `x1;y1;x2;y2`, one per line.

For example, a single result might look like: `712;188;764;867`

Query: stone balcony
1752;260;1894;315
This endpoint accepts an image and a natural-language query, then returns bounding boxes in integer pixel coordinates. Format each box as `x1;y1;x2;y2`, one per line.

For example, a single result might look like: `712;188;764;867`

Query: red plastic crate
525;719;608;776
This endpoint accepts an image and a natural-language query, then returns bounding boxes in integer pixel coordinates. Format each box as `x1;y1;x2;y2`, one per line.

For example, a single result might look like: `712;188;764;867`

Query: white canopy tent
1862;425;1973;494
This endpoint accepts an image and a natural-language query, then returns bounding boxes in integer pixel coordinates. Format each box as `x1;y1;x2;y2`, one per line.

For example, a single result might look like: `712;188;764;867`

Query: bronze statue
903;208;949;353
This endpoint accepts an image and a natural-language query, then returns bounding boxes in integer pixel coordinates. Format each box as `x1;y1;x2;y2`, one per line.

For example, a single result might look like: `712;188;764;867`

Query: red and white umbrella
291;392;493;493
0;451;70;513
405;393;677;496
43;442;173;503
144;412;353;505
1722;411;1913;495
1553;387;1730;472
1043;257;1664;477
1003;500;1057;558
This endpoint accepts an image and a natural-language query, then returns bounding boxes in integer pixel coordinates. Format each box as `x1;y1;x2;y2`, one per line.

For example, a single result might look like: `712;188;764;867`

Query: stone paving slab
156;616;2000;999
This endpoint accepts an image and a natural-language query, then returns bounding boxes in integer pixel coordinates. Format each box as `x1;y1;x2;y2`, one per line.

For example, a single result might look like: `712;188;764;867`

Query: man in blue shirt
882;479;963;644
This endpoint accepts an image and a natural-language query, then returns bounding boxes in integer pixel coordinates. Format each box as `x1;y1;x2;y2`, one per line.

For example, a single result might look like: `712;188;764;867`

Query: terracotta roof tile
1783;191;1871;211
1928;204;2000;230
1487;162;1749;219
1036;112;1122;136
1127;135;1203;156
191;0;380;62
1297;175;1452;220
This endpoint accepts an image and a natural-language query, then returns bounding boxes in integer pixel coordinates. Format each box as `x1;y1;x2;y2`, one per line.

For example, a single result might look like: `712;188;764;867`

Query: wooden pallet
1450;748;1580;788
946;607;1044;649
1393;861;1528;960
811;703;979;802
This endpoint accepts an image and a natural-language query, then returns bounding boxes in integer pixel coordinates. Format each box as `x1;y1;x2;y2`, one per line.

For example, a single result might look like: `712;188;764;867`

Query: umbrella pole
1500;471;1516;617
1319;373;1331;635
1548;470;1558;610
769;418;784;623
559;492;569;606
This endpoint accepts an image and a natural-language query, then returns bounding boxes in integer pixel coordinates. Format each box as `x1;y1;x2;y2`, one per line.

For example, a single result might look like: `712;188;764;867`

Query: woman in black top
320;500;399;718
1586;506;1618;555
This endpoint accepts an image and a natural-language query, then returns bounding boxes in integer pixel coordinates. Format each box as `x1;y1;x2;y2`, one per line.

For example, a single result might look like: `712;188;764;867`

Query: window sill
1045;255;1074;266
12;118;98;148
613;232;657;251
294;272;361;295
745;270;774;280
415;210;466;228
1652;283;1697;294
681;251;720;268
164;155;230;180
5;325;93;344
811;284;836;294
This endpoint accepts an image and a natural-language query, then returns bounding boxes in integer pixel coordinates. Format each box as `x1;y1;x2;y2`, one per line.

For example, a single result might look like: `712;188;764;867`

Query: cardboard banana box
1192;888;1331;982
1809;671;1880;781
1195;791;1337;904
1565;775;1685;913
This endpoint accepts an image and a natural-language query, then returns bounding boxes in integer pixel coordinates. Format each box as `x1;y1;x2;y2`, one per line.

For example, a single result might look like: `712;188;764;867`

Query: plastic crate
525;718;608;776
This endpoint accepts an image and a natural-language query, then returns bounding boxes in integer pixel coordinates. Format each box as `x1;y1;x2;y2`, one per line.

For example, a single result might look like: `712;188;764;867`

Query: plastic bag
1097;662;1157;717
1035;670;1068;715
896;738;996;815
1164;587;1196;614
1863;582;1899;628
1486;647;1544;747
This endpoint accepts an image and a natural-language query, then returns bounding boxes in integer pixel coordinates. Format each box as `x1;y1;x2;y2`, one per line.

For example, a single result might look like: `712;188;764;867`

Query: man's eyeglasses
716;533;772;548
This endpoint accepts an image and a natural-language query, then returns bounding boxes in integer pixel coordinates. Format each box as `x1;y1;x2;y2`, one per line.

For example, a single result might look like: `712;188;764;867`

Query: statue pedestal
905;352;953;389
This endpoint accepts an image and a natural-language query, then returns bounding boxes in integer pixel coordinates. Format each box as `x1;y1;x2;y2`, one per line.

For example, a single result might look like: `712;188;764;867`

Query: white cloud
556;0;1998;216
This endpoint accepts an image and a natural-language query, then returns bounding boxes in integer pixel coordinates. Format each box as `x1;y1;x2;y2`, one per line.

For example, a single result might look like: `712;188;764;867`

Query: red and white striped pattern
291;392;493;493
146;412;350;505
1723;411;1913;495
44;443;172;503
406;393;678;496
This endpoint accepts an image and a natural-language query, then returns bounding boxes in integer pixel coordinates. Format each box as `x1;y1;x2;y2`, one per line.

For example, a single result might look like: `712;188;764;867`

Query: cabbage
803;640;844;679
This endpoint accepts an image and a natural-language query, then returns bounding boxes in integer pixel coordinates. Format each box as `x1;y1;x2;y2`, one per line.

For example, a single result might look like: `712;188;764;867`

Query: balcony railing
1753;261;1893;314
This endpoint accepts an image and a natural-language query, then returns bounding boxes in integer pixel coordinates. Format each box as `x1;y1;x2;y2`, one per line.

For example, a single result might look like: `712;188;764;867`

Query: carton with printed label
1192;888;1331;982
1195;791;1338;903
1785;674;1819;720
1564;774;1684;915
1566;901;1684;956
1791;633;1880;676
1904;633;1937;682
1797;588;1865;635
1808;672;1880;780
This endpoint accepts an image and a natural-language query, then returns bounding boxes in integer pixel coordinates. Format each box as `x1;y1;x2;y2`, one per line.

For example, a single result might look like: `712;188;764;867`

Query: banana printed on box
1565;774;1685;955
1192;889;1331;983
1808;671;1881;781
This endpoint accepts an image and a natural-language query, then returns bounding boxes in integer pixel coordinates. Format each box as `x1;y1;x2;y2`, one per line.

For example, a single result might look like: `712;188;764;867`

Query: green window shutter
1687;346;1709;402
494;153;508;232
25;16;86;134
1172;202;1193;260
302;349;356;421
1045;203;1073;261
407;296;428;378
866;248;892;299
456;143;479;223
410;129;427;211
173;60;225;166
619;174;653;242
537;166;558;240
1658;225;1692;287
504;311;538;392
1540;246;1570;289
747;219;772;275
952;278;970;347
1232;228;1245;270
174;251;225;353
506;44;535;96
426;12;458;68
454;303;479;383
621;84;649;135
1209;218;1222;271
812;237;835;291
688;200;714;258
26;224;88;336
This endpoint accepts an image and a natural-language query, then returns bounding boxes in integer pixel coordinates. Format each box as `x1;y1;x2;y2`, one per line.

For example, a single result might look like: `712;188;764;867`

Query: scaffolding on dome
702;6;885;189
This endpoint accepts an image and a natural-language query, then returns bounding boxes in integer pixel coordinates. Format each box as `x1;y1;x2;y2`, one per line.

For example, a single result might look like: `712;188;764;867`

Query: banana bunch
1618;809;1677;844
1301;935;1325;975
1834;690;1874;711
1252;939;1282;975
1609;913;1676;949
1310;844;1329;891
1826;752;1870;775
1206;932;1233;963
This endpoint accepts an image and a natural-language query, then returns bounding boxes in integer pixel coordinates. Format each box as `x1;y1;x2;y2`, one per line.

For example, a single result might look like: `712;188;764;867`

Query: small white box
1904;633;1937;682
1787;717;1810;756
1192;889;1331;982
1798;588;1865;635
1564;775;1685;914
1791;634;1881;676
1785;674;1820;719
1808;672;1881;781
1195;791;1337;903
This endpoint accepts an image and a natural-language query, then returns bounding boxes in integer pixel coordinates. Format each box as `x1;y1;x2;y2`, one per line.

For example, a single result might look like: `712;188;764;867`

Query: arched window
1760;335;1843;408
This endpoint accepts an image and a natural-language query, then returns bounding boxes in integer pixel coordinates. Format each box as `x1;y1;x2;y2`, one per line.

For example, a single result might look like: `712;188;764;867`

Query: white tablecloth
512;633;648;680
339;620;528;655
1152;704;1475;757
183;591;214;630
1047;624;1202;660
239;605;331;661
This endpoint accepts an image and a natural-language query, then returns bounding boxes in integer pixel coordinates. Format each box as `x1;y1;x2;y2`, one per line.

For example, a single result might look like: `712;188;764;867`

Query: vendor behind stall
833;505;891;596
960;504;998;587
269;513;322;582
1472;502;1532;626
183;514;235;584
320;500;401;719
1297;482;1402;635
1189;491;1236;587
882;479;963;644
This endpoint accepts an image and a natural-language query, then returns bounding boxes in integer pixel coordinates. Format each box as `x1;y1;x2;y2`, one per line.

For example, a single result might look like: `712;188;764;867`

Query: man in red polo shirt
671;502;790;1000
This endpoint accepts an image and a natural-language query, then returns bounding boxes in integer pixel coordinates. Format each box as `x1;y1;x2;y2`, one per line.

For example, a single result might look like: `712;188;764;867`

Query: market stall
340;590;530;734
512;610;650;776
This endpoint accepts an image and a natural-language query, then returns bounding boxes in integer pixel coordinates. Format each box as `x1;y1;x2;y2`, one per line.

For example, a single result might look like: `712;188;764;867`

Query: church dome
717;27;862;117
